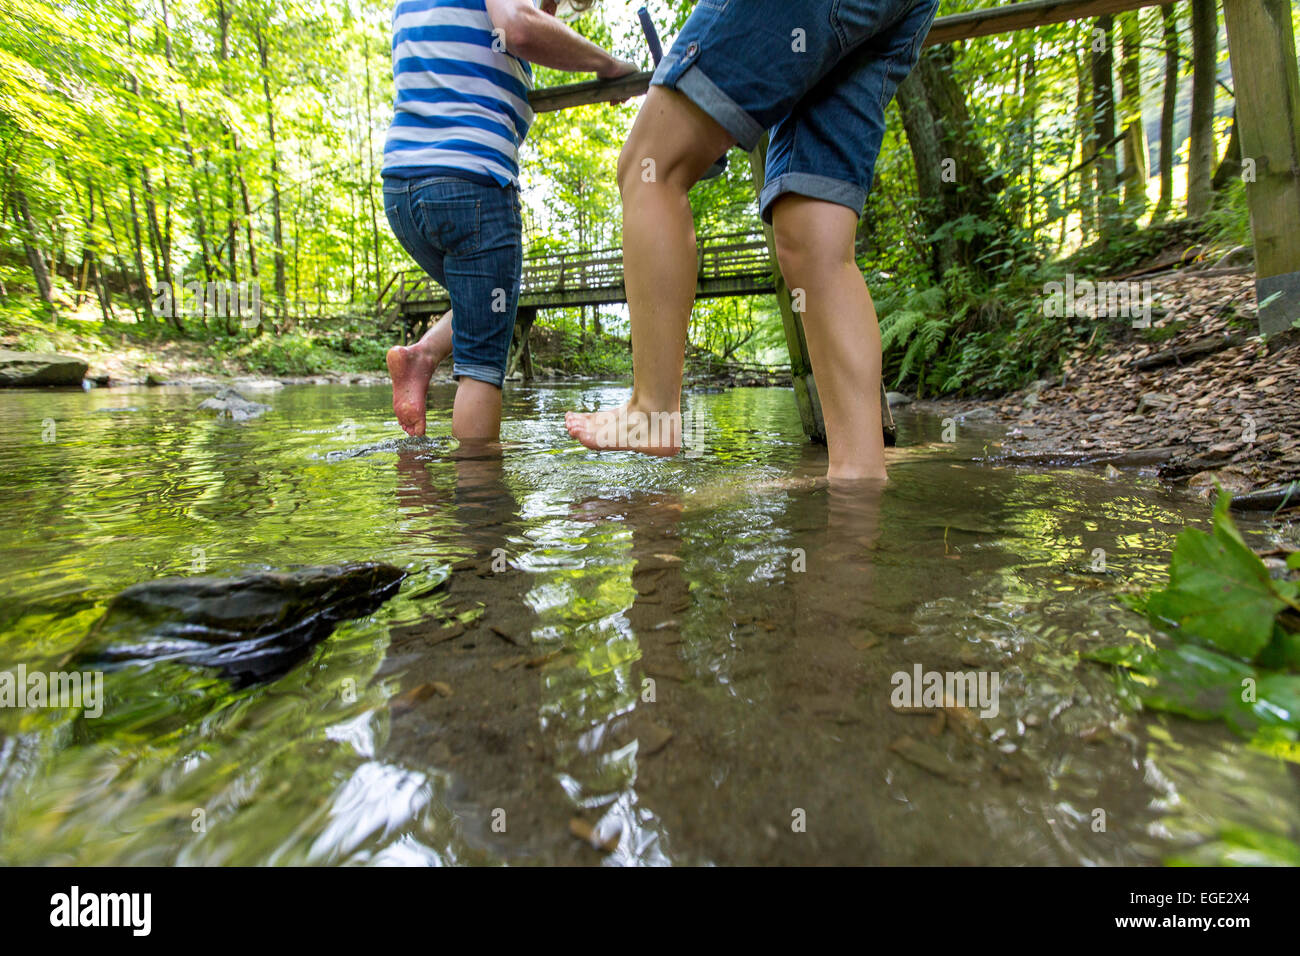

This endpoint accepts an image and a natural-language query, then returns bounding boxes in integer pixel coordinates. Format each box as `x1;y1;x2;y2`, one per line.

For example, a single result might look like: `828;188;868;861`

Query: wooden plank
1222;0;1300;334
922;0;1164;47
529;70;654;114
528;0;1166;114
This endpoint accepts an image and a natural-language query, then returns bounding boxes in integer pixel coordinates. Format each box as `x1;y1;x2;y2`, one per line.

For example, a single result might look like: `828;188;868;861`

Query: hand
596;56;639;81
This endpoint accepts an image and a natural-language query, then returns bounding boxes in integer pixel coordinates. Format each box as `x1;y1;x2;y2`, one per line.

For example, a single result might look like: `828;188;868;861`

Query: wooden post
747;136;826;443
1222;0;1300;334
747;135;895;446
507;306;537;381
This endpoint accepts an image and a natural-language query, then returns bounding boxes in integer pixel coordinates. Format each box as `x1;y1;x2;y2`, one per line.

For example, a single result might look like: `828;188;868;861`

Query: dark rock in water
1230;482;1300;512
198;386;271;422
82;563;406;685
0;350;88;387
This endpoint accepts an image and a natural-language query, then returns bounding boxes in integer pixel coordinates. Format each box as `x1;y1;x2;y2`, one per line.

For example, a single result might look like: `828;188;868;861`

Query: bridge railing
377;228;775;320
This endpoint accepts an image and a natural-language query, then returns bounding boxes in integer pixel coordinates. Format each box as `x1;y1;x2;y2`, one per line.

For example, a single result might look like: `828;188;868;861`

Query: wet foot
386;345;441;437
564;405;681;457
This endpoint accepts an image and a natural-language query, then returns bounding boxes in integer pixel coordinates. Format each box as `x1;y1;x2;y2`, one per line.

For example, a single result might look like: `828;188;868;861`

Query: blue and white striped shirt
383;0;535;187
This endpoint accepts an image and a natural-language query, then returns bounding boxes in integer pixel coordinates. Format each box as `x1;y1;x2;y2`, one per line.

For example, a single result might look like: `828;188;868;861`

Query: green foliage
1088;494;1300;744
875;261;1079;397
1203;179;1253;252
1168;825;1300;867
531;324;631;378
0;0;1252;384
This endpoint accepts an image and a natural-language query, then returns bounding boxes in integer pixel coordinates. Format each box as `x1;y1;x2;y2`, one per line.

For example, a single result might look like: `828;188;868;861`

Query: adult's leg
564;86;734;454
388;310;452;437
770;195;885;482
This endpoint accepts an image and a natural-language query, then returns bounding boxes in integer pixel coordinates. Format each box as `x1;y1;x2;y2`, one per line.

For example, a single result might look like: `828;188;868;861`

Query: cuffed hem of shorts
452;363;506;389
760;173;868;224
651;54;764;152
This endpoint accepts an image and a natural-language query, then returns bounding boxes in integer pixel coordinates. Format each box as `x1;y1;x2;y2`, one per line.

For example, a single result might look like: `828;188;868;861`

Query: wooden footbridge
376;230;776;343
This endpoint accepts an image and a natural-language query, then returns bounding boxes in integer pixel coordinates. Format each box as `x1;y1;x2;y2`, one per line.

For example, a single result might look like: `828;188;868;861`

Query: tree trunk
895;45;1009;282
14;189;55;310
363;37;382;299
1091;16;1121;241
1118;11;1148;221
1187;0;1218;218
1075;48;1096;238
159;0;215;285
97;183;134;320
125;172;149;311
1154;3;1180;220
255;24;285;332
217;0;240;332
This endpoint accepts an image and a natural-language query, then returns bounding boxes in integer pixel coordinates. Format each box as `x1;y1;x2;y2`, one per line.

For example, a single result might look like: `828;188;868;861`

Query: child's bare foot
564;404;681;457
387;344;441;437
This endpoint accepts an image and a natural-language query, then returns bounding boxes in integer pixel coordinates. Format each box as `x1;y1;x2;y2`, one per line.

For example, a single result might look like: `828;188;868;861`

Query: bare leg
387;310;452;436
564;87;735;455
771;196;886;482
452;377;502;443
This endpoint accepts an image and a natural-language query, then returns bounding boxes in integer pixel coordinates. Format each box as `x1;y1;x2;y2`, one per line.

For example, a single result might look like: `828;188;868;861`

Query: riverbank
914;269;1299;502
1;304;787;389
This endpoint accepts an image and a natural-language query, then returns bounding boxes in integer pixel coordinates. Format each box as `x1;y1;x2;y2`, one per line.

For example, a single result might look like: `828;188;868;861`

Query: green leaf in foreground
1144;493;1298;661
1087;495;1300;744
1168;825;1300;866
1092;643;1300;737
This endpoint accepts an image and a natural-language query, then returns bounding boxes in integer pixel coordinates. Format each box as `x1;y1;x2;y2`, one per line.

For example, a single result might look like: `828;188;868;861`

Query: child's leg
451;377;502;442
770;195;885;482
388;310;452;437
564;87;734;454
440;179;522;447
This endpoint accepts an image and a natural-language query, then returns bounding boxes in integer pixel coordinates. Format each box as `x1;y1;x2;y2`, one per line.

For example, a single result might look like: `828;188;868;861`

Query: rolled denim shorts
650;0;940;223
382;176;523;389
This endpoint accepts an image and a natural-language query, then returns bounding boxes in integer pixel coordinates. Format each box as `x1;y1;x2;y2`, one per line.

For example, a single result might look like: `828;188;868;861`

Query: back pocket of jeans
415;199;480;257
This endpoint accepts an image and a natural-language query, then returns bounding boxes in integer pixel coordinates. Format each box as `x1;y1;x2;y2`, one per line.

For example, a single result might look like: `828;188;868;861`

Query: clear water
0;382;1296;865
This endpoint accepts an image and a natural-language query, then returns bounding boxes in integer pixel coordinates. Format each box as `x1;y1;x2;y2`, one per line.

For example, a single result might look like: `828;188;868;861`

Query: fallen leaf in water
492;655;529;672
654;553;683;563
390;681;453;712
889;735;972;783
526;648;564;668
426;621;466;646
489;625;522;646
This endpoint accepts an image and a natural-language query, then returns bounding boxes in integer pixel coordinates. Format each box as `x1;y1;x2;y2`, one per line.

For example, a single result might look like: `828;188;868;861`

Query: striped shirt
383;0;535;187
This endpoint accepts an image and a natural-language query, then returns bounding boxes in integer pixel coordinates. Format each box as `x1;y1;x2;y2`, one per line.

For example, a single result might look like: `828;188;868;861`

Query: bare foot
386;344;440;437
564;404;681;457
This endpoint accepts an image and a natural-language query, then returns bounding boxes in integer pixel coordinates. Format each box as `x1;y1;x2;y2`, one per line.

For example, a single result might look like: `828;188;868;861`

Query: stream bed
0;382;1296;865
